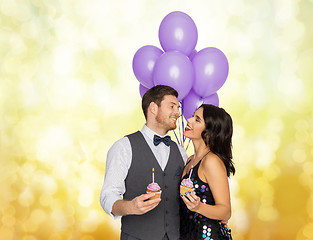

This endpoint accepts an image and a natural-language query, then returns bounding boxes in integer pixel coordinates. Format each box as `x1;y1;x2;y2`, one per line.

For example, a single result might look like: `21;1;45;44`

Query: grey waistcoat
121;131;184;240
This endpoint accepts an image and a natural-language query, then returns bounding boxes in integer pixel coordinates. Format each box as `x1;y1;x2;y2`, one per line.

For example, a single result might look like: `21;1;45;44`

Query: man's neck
146;122;167;136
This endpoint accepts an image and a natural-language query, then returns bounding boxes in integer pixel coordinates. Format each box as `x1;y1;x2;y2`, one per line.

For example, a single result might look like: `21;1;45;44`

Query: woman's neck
192;139;210;159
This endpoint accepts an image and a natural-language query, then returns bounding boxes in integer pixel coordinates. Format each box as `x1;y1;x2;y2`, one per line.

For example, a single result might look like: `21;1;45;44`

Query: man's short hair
141;85;178;120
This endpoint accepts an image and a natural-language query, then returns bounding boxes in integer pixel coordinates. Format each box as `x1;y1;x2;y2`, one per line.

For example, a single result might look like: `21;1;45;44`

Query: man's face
155;95;180;132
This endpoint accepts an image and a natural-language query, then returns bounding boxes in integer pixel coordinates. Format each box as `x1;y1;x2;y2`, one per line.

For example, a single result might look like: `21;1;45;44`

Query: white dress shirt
100;124;188;219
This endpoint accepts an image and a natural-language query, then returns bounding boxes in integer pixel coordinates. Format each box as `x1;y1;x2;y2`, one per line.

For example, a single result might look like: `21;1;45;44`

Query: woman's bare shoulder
201;152;225;172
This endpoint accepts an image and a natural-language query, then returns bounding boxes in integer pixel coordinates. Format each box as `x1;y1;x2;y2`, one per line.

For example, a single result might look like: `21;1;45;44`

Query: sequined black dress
180;159;232;240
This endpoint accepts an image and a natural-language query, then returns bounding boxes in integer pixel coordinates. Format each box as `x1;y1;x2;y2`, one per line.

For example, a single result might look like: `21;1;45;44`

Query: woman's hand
181;191;201;212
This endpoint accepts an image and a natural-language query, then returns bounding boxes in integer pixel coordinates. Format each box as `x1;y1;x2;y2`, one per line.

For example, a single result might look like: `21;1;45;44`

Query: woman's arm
181;154;231;221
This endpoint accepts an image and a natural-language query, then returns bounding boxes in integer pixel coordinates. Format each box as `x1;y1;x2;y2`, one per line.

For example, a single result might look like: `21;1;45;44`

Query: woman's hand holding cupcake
181;191;201;212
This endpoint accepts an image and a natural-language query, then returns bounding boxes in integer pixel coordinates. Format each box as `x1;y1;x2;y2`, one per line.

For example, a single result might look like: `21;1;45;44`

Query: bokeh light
1;0;312;239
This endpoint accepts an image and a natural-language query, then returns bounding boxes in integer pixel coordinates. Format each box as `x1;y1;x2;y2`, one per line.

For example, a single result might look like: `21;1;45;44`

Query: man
100;85;188;240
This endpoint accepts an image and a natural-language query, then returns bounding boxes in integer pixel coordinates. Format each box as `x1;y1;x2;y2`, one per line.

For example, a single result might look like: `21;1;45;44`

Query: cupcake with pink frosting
180;166;194;195
146;168;162;199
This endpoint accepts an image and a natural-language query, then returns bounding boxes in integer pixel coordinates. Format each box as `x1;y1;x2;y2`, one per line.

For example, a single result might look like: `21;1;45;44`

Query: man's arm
99;137;131;218
100;137;161;218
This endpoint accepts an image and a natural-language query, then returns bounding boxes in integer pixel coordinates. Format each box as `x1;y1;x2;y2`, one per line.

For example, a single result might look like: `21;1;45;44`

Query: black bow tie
153;135;171;147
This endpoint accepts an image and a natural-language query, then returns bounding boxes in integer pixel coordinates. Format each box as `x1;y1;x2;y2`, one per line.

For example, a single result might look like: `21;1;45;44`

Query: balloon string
181;101;185;144
181;111;185;144
173;129;181;146
178;114;182;145
186;138;191;151
182;115;186;143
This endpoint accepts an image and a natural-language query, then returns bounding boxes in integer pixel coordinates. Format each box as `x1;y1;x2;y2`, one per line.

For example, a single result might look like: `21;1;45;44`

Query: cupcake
180;166;194;195
146;182;162;200
180;178;194;195
146;168;161;199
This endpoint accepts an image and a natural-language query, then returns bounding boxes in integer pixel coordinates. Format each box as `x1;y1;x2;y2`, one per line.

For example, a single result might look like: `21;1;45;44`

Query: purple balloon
139;84;149;98
192;47;229;98
133;45;164;88
159;11;198;56
182;90;219;120
203;92;219;106
188;49;197;61
153;51;194;101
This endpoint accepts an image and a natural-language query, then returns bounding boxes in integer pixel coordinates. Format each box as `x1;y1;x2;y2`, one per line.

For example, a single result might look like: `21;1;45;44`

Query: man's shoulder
171;141;186;153
109;136;130;152
171;140;184;149
171;141;188;163
109;131;142;151
125;131;141;139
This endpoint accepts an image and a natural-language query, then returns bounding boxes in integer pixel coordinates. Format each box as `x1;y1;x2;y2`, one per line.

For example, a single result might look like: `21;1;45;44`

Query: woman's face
184;107;206;139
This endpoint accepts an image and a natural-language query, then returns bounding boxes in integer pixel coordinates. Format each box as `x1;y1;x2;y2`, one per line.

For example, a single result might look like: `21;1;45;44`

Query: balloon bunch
133;11;229;148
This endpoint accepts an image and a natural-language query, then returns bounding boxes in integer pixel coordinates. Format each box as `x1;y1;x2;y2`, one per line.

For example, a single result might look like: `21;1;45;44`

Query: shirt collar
141;124;168;142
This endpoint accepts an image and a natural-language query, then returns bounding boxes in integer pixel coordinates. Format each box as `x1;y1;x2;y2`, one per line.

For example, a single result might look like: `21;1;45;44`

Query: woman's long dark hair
200;104;235;177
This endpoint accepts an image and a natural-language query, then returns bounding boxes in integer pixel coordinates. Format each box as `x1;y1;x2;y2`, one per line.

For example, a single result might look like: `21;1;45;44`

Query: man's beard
156;114;177;132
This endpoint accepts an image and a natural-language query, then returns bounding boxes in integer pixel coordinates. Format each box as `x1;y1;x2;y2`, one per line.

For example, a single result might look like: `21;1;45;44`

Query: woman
180;104;235;240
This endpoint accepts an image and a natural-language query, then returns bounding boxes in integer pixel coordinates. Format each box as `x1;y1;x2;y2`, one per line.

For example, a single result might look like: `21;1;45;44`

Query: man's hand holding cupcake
128;193;161;215
122;167;162;215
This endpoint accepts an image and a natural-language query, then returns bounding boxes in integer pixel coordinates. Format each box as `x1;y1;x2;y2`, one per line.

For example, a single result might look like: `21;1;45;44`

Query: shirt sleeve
177;143;188;165
99;137;132;219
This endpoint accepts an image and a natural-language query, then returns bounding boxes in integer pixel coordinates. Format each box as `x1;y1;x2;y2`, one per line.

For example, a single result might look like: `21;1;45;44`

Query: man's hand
111;192;161;216
221;219;228;227
130;193;161;215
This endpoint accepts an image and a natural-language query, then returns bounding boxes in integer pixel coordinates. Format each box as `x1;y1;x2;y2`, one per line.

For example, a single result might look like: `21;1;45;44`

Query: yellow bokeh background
1;0;313;239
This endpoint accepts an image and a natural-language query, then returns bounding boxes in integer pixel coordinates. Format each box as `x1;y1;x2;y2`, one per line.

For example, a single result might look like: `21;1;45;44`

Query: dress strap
185;156;193;166
185;151;211;169
199;150;211;162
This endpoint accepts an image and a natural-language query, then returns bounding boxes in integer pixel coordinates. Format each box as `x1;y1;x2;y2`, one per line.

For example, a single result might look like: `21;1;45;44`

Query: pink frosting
147;182;161;191
181;178;194;188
